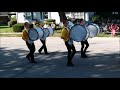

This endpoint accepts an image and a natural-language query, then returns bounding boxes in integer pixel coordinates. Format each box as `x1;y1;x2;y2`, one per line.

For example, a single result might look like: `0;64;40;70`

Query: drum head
87;24;99;38
35;27;44;39
43;28;50;37
28;28;39;41
70;24;88;42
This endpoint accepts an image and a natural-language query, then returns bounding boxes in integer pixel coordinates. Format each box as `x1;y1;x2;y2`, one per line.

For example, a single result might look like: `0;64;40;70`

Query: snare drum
28;28;39;41
70;24;89;42
87;23;100;38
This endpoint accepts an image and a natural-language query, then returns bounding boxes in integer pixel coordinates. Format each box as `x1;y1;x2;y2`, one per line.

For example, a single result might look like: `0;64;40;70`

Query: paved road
0;37;120;78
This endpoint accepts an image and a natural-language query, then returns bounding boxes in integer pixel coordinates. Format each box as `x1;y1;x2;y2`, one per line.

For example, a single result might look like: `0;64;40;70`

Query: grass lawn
0;25;14;33
0;25;120;37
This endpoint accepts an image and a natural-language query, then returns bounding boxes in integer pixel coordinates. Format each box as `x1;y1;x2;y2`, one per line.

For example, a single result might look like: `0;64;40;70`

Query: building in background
16;12;45;23
0;12;16;24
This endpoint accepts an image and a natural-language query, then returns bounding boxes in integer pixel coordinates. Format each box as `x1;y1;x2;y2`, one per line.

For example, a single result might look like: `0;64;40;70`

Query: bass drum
67;21;74;29
43;27;54;37
28;28;39;41
87;23;100;38
35;27;44;39
70;24;89;42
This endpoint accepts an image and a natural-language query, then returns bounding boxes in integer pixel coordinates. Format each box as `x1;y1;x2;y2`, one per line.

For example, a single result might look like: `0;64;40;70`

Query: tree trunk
58;12;67;22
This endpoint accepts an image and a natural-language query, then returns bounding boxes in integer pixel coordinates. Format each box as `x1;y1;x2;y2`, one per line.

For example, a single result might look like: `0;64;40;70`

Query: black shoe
26;55;31;62
81;54;87;58
38;50;42;54
31;61;37;63
45;52;49;55
67;63;74;67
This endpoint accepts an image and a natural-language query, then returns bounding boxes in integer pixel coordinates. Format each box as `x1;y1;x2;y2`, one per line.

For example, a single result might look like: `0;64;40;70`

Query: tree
58;12;67;22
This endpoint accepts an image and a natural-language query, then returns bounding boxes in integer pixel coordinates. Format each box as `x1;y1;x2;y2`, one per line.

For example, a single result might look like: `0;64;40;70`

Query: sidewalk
0;37;120;78
0;32;22;34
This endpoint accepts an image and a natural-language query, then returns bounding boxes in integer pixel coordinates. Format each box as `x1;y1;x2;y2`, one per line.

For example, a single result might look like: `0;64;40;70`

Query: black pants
39;39;48;54
26;41;35;61
65;41;76;64
81;40;89;55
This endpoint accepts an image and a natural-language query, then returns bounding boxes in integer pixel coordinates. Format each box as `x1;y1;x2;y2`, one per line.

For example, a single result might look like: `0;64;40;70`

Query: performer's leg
70;44;76;61
30;43;37;63
26;41;32;62
42;40;48;54
38;39;44;53
83;40;89;56
65;41;74;66
81;41;85;56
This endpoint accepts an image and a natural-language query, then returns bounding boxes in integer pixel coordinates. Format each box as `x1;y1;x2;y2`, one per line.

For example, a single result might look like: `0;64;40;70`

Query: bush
8;20;17;27
13;23;24;32
92;15;102;22
12;23;33;32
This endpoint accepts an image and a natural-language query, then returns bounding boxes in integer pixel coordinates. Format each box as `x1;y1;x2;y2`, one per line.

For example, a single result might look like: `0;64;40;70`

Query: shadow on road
0;47;120;78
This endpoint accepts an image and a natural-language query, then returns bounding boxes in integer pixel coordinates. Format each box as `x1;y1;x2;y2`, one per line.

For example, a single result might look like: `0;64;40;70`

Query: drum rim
89;23;100;33
28;28;39;41
87;24;99;37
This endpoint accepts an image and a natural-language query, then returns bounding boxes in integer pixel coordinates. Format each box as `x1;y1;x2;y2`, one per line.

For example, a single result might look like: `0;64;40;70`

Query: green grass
0;25;13;33
0;26;120;37
97;32;120;37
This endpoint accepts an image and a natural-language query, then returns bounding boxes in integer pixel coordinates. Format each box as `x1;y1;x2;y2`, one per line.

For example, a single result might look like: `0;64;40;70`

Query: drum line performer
79;19;89;58
61;20;76;67
22;22;37;63
35;23;49;54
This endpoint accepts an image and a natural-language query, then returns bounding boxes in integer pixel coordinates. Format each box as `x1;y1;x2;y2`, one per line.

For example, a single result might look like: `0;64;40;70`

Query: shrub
13;23;24;32
12;23;33;32
8;20;17;27
92;15;101;22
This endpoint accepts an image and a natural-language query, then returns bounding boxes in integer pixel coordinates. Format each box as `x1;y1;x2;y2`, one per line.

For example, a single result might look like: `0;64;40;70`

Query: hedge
8;20;17;27
12;23;24;32
12;23;33;32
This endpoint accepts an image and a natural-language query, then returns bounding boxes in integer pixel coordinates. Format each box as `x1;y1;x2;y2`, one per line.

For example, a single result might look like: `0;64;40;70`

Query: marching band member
22;22;37;63
79;19;89;58
61;20;76;67
35;23;49;54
